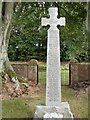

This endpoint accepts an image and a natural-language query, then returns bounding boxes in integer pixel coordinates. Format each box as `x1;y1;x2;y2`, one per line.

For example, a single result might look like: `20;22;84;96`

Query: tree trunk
0;2;19;83
0;2;2;119
0;3;19;117
87;2;90;34
0;2;3;73
87;2;90;120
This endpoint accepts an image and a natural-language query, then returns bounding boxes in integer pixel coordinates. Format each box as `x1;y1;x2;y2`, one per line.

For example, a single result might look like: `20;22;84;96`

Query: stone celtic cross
42;7;65;106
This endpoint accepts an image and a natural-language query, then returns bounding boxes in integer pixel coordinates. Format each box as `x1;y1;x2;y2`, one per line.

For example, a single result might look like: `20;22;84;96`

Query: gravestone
28;59;38;84
12;59;38;84
69;62;90;86
34;7;73;119
69;59;79;85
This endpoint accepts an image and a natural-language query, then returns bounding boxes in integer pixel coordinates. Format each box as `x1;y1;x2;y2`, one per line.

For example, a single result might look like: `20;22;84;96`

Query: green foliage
39;64;46;72
8;2;88;62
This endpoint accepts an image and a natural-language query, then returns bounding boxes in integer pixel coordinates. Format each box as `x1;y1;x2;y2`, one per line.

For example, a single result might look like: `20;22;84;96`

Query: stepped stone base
34;102;73;120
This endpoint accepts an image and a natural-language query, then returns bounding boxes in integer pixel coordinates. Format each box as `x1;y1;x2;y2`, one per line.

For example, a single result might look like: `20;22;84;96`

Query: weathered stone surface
28;65;37;84
34;7;73;119
28;59;38;66
69;63;90;85
42;7;65;106
12;63;28;80
11;59;38;84
69;58;79;63
34;102;73;119
44;112;63;119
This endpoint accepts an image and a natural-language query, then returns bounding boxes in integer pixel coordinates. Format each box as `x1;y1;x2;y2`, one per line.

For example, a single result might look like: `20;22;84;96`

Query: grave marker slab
28;59;39;84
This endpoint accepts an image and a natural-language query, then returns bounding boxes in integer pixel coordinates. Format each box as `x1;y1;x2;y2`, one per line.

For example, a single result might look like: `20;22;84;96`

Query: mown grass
2;62;88;119
2;97;40;118
39;63;69;85
62;86;88;118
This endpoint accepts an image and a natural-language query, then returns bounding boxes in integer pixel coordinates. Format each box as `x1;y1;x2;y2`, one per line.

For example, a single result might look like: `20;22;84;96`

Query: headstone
69;62;90;86
12;60;38;84
28;59;38;84
11;63;28;81
69;58;79;64
34;7;73;119
69;58;79;85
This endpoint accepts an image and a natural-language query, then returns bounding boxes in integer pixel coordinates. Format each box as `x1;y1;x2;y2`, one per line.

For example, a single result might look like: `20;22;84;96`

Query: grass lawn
2;62;88;119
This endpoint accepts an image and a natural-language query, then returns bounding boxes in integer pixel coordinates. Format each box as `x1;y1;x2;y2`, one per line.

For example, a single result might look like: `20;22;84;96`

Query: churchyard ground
2;62;88;119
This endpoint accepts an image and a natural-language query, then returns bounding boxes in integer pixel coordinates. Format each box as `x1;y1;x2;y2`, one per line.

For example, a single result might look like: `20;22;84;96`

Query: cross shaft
42;7;65;106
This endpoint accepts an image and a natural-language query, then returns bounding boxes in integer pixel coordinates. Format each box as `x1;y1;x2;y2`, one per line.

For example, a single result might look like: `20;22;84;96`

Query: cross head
42;7;65;30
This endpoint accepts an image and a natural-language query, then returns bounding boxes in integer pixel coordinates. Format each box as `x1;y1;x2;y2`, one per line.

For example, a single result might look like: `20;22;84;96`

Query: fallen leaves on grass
2;76;44;100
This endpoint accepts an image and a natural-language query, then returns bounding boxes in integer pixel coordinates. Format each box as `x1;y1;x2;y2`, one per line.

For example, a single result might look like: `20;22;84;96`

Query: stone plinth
44;112;63;119
34;102;73;119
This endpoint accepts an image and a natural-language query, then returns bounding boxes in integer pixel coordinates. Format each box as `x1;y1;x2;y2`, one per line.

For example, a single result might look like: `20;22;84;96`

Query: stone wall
11;60;38;84
69;63;90;85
